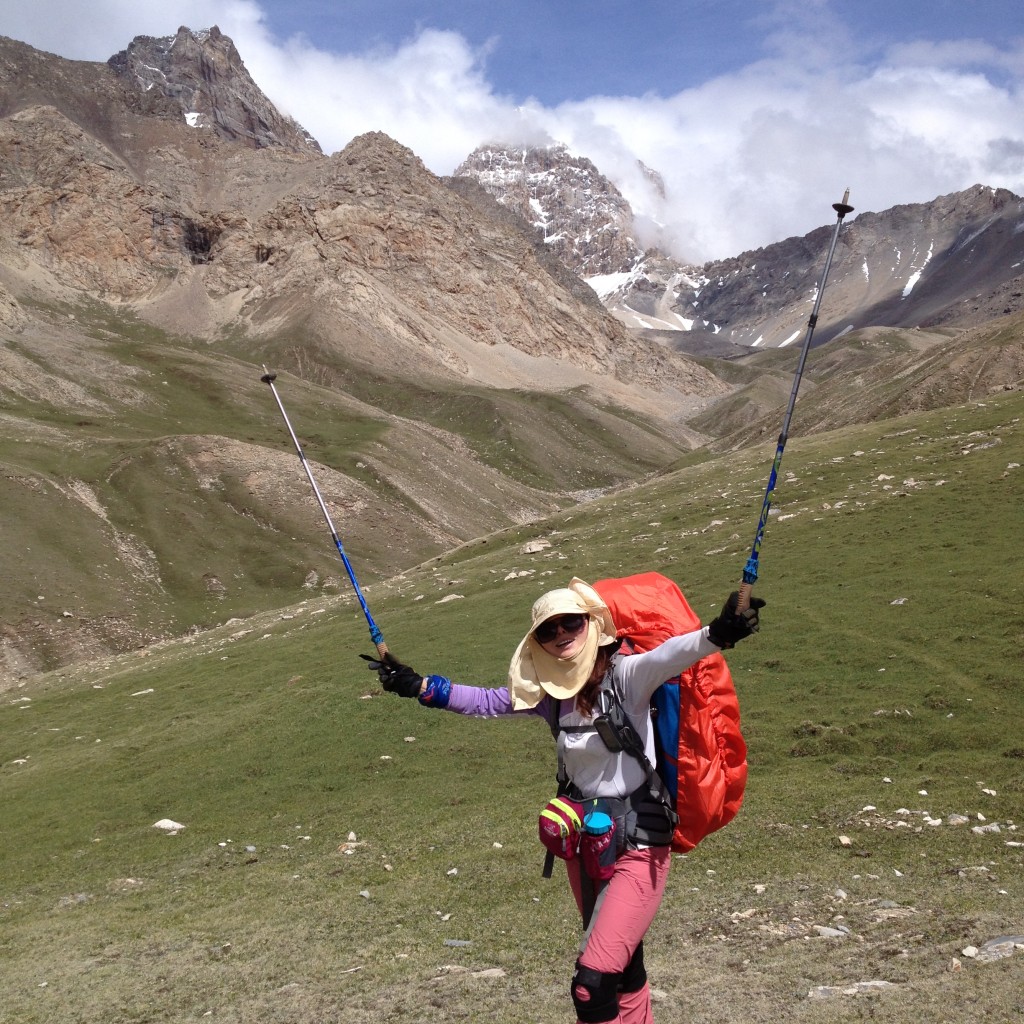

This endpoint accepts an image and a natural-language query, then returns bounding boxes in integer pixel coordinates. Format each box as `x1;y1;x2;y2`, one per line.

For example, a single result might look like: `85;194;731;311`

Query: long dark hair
574;645;615;719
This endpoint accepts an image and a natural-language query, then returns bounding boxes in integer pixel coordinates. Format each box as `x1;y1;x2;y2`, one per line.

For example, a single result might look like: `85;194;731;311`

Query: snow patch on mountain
455;143;645;278
902;241;934;298
586;270;637;301
457;144;1024;347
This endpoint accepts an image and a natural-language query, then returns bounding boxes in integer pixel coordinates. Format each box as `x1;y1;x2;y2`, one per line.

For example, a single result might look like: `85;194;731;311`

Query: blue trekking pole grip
737;191;854;613
261;368;388;656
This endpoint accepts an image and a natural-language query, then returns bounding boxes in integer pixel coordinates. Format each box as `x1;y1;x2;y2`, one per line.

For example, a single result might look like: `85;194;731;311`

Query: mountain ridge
107;25;322;154
0;28;1021;684
0;31;721;681
455;142;1024;348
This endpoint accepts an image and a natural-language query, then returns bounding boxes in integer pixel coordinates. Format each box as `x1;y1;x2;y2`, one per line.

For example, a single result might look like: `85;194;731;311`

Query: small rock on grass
808;980;896;998
153;818;185;832
965;936;1024;962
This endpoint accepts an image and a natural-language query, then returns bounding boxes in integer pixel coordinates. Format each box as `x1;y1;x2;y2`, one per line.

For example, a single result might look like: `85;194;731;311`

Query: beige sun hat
507;578;618;709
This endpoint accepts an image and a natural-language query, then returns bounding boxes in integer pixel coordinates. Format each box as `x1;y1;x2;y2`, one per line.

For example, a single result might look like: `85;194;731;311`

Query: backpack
592;572;747;852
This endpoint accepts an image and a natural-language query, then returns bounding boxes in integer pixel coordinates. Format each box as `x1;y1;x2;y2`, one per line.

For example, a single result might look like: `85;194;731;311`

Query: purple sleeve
445;682;550;719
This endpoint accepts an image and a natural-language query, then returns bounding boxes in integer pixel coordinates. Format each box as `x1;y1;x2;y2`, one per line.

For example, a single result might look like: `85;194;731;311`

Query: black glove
360;652;423;698
707;592;766;650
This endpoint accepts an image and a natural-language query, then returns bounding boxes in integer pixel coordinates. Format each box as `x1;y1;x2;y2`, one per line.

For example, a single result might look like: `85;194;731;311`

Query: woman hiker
363;578;763;1024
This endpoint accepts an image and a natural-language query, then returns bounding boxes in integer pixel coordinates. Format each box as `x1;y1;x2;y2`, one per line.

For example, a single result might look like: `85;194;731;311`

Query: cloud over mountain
4;0;1024;262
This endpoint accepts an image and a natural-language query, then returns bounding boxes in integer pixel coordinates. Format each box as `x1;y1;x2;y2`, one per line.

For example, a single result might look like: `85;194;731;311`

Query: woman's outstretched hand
360;652;423;697
707;592;765;650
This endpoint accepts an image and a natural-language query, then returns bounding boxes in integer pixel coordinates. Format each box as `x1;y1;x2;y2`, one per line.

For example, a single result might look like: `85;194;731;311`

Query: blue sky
3;0;1023;262
259;0;777;103
256;0;1021;104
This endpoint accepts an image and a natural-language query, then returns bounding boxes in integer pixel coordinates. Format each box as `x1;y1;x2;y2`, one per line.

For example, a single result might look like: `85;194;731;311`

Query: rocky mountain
454;144;646;277
0;30;718;406
0;27;1021;685
660;184;1024;350
0;29;723;682
456;144;1024;350
0;28;318;159
107;26;321;154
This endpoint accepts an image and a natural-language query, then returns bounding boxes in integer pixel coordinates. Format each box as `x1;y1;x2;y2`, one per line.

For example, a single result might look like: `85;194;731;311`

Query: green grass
1;390;1022;1022
0;303;706;676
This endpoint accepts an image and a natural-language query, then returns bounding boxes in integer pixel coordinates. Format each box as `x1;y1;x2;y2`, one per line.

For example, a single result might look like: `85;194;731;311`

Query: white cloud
0;0;266;61
2;0;1023;262
513;47;1024;261
183;18;1024;262
238;28;522;172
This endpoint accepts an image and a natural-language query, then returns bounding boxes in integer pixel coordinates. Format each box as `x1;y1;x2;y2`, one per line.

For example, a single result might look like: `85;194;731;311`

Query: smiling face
534;612;590;660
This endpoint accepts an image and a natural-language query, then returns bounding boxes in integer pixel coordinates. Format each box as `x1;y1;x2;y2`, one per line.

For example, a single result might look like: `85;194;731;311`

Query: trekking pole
737;190;854;612
260;368;388;656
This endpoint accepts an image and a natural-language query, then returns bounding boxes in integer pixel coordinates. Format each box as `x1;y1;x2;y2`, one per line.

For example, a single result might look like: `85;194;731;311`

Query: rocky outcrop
454;143;645;277
0;79;724;407
107;26;321;154
456;139;1024;348
0;104;182;296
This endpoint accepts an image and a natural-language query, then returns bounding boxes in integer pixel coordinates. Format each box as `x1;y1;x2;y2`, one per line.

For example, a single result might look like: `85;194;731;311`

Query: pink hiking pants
566;845;672;1024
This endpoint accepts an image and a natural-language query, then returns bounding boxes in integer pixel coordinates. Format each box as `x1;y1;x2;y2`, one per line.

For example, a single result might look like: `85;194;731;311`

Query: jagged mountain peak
458;136;1024;347
107;25;321;154
677;183;1024;348
455;141;645;278
637;160;666;201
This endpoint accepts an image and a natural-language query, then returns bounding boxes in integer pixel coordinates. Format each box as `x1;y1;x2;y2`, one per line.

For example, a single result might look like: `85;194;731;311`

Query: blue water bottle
582;810;616;880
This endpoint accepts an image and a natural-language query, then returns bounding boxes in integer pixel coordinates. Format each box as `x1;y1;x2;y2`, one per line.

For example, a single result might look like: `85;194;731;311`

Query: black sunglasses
534;613;588;645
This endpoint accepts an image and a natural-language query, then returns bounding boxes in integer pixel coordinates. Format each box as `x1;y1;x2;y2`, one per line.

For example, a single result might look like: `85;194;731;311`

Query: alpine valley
1;26;1022;683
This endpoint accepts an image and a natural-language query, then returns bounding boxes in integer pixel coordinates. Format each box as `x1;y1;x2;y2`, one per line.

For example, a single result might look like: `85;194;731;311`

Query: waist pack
538;796;584;861
539;795;624;880
592;572;747;853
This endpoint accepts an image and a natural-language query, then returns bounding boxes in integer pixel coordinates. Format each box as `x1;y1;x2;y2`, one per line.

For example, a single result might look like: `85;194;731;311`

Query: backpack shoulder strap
545;696;598;736
600;667;674;810
544;696;560;739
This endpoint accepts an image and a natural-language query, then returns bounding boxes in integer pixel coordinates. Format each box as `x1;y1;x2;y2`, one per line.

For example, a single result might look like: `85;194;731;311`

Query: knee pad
572;961;619;1023
619;941;648;994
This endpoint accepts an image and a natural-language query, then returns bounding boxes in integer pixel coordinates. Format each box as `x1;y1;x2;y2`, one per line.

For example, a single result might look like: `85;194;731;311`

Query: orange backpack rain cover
593;572;747;852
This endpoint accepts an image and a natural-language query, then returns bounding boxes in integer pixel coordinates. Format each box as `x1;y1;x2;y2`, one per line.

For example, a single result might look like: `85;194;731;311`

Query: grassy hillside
697;316;1024;451
2;390;1021;1023
0;298;698;680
